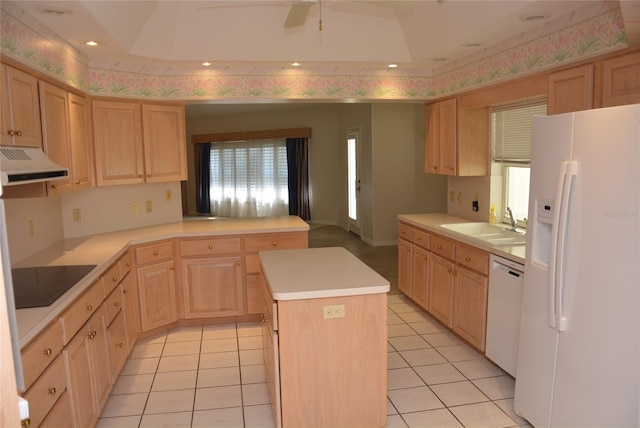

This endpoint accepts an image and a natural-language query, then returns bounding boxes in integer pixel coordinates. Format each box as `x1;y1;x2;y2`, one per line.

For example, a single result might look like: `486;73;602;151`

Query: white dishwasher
486;255;524;378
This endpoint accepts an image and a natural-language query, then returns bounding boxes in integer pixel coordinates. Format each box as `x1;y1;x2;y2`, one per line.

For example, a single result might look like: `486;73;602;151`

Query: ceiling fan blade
283;1;315;28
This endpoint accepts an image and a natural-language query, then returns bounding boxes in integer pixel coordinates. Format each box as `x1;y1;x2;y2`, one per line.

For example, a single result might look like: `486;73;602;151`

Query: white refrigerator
514;103;640;427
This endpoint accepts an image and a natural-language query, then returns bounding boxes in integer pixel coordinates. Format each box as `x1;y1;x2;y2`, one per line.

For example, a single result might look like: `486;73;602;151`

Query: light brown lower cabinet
261;274;387;427
428;253;456;328
137;259;178;332
63;306;112;428
108;310;128;382
40;392;72;428
21;355;67;427
121;273;139;353
453;266;488;350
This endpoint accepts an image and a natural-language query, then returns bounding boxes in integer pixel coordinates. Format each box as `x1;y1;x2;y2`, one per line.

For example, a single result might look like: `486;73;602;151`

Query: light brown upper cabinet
425;98;489;176
548;64;594;114
601;51;640;107
92;101;187;186
39;82;94;195
1;64;43;148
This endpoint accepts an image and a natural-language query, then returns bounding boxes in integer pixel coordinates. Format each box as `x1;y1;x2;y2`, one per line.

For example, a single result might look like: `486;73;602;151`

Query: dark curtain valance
194;142;211;214
286;138;311;221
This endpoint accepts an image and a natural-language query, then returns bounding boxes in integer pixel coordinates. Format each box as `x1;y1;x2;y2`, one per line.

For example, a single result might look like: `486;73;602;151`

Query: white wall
4;182;183;263
371;104;448;244
60;182;183;238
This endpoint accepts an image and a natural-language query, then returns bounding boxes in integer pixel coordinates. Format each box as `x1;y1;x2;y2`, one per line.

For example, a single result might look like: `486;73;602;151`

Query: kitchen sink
440;222;526;246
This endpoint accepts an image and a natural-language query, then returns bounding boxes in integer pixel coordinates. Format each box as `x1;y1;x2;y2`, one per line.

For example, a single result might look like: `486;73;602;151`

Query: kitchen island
260;247;390;428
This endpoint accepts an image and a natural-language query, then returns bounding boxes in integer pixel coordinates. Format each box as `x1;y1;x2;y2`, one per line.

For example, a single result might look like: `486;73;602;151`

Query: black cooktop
12;265;97;309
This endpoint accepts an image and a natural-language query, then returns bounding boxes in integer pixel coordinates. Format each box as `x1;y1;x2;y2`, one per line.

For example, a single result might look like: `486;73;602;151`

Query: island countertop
259;247;390;300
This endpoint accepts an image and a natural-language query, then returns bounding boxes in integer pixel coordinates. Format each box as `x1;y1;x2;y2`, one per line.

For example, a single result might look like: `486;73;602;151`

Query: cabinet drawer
21;321;63;390
456;244;489;275
22;355;67;428
102;262;120;296
135;240;174;265
398;222;412;242
118;250;133;280
180;236;241;257
244;232;307;253
412;228;430;249
431;235;455;260
59;279;105;344
105;285;123;326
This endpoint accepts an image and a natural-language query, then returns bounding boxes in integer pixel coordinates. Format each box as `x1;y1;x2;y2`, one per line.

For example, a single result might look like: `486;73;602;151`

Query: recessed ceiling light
202;61;211;66
519;13;550;22
85;41;100;47
388;64;398;68
292;62;301;67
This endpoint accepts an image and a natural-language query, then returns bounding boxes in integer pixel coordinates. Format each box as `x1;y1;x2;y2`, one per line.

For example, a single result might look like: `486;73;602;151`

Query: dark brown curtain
286;138;311;221
194;142;211;214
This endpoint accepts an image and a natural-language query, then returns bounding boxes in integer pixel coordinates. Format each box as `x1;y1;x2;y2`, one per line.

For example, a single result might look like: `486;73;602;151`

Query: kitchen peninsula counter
14;216;309;347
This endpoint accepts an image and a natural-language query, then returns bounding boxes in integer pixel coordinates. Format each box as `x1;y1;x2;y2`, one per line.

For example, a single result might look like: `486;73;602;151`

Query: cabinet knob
16;130;22;136
153;250;159;255
260;313;267;323
43;348;53;357
114;301;120;307
88;331;96;339
272;241;277;246
447;268;452;273
50;184;57;189
47;387;56;396
126;262;131;267
452;270;457;276
118;342;124;348
112;276;118;282
75;180;81;185
139;174;144;178
236;261;240;265
7;129;16;136
86;304;93;311
208;244;213;249
123;289;129;294
465;256;471;262
437;245;442;249
21;418;30;428
170;266;175;270
147;174;152;178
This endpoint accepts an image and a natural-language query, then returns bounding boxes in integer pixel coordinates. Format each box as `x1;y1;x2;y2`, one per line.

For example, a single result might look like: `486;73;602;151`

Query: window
209;139;289;218
492;100;547;226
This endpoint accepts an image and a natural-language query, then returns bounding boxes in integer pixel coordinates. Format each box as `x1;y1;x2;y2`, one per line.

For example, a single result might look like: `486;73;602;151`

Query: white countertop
260;247;390;300
15;216;309;347
397;213;526;265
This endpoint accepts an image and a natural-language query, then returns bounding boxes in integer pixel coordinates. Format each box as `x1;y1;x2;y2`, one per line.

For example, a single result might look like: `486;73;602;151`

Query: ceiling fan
283;0;414;30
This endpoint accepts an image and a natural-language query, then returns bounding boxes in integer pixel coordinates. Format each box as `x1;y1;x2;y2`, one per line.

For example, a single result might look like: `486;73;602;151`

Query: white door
347;128;361;236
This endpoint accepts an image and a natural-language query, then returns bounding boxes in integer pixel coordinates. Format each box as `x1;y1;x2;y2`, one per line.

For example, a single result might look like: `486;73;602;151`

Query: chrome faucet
506;207;518;232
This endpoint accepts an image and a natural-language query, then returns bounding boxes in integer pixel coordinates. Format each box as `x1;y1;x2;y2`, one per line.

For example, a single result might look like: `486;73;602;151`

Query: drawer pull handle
260;313;267;323
118;342;124;348
75;180;81;185
43;348;53;357
114;302;120;307
48;387;56;395
153;250;159;255
86;304;93;311
272;241;277;246
465;257;471;262
123;289;129;294
8;129;16;136
50;184;57;189
236;261;240;265
208;244;213;249
147;174;152;178
126;262;131;267
112;276;118;282
447;268;452;273
139;174;144;178
88;331;97;339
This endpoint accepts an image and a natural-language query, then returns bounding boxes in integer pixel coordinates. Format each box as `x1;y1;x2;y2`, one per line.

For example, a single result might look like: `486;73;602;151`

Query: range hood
0;146;69;186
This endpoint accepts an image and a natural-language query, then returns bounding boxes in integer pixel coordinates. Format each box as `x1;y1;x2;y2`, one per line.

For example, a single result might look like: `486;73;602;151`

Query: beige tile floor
97;293;531;428
97;225;531;427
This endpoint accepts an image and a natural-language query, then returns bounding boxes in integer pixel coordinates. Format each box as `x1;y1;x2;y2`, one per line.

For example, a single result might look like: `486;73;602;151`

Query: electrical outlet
131;203;138;215
323;304;346;319
145;201;152;213
27;220;34;238
165;189;172;201
72;208;82;222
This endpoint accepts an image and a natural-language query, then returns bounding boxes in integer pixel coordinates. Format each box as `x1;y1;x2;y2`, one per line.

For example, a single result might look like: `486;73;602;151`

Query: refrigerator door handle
550;161;578;332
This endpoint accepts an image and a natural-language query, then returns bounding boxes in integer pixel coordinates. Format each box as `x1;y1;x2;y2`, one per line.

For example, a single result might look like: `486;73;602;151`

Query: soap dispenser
489;204;496;224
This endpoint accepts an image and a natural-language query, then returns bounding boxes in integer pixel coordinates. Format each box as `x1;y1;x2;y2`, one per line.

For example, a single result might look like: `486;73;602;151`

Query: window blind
492;100;547;163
